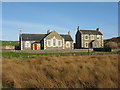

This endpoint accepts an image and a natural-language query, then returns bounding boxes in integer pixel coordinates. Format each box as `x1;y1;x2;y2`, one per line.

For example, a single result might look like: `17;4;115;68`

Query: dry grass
2;54;119;88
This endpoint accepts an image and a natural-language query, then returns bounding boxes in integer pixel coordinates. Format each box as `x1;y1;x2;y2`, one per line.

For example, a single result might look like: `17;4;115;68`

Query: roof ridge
60;34;69;35
81;30;96;31
22;33;46;35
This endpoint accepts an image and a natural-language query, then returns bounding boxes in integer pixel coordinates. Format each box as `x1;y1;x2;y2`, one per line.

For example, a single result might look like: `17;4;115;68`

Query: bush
118;43;120;48
105;42;118;49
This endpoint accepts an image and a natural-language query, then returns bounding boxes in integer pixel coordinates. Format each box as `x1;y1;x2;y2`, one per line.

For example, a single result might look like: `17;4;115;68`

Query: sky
2;2;118;41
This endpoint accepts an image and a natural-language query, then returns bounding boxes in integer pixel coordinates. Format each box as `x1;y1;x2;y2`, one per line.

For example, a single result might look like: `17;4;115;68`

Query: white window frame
84;35;89;40
25;41;30;47
47;40;51;47
97;35;100;40
91;35;94;40
66;41;70;48
58;40;62;47
85;42;89;48
53;38;56;47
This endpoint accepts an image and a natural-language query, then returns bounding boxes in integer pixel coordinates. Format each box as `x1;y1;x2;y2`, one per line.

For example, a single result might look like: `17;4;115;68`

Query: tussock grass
2;54;119;88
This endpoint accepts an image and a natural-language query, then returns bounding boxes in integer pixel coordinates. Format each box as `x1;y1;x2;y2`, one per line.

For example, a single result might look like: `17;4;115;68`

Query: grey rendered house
75;26;104;49
19;29;74;50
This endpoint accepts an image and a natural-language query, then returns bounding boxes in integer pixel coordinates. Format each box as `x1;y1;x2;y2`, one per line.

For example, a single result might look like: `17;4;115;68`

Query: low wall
1;45;15;49
19;49;93;53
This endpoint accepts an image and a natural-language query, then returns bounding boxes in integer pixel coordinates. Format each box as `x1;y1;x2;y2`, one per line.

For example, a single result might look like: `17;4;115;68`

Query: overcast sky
2;2;118;41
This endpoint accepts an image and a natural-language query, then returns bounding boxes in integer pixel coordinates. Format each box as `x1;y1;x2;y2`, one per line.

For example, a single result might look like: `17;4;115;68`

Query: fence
93;48;111;52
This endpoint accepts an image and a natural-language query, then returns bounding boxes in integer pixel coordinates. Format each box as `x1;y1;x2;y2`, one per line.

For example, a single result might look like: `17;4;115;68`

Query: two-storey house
75;26;104;49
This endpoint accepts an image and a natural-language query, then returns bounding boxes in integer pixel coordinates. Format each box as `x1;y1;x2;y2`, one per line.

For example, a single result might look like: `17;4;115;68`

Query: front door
34;44;37;50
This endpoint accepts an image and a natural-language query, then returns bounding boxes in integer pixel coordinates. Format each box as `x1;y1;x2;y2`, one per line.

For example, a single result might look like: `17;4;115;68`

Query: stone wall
19;48;93;53
82;34;103;48
75;31;81;49
1;45;15;49
44;31;64;50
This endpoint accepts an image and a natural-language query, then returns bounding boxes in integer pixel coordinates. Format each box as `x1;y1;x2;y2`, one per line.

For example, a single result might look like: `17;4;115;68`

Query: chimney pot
47;30;50;34
77;26;80;31
96;28;100;32
68;30;70;35
20;28;22;34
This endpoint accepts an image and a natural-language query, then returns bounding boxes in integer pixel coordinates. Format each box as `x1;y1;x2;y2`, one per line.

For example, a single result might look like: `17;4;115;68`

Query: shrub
105;42;118;49
118;43;120;48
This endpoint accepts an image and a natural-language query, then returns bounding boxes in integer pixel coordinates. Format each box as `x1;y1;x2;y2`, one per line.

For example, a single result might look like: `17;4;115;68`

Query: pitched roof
60;34;73;41
80;30;103;35
21;33;73;41
21;34;47;41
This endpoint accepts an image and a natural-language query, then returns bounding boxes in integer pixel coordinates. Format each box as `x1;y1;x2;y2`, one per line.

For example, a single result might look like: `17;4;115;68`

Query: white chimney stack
20;28;22;35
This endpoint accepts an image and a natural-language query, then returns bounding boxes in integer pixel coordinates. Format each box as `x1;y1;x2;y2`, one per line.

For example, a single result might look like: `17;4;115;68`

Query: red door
34;44;37;50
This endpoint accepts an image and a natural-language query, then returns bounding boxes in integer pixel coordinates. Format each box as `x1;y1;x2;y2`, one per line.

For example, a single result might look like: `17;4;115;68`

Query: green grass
2;52;39;60
2;51;116;60
1;41;19;46
2;52;94;60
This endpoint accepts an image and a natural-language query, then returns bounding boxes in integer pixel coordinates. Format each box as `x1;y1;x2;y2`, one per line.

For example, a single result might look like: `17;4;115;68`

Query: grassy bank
2;52;92;60
2;54;119;88
2;51;116;60
1;41;19;46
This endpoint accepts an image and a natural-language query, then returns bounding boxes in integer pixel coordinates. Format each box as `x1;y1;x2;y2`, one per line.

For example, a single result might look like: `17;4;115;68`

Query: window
85;42;89;48
58;40;62;47
47;40;51;47
97;35;100;40
25;41;30;47
66;42;70;48
53;39;56;46
85;35;89;40
91;35;94;40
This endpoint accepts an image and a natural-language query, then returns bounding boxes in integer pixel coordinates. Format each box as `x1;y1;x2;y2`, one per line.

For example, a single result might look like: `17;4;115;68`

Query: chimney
20;28;22;35
77;26;80;31
96;28;100;32
47;30;50;34
68;30;70;35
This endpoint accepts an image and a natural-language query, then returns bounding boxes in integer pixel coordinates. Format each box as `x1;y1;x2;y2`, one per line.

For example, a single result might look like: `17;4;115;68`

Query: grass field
2;51;93;60
1;41;19;46
1;39;119;88
2;54;119;88
2;51;115;60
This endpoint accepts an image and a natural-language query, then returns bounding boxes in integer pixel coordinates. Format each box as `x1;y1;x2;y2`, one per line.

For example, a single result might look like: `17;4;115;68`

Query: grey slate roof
21;33;73;41
22;34;46;41
60;34;73;41
80;30;103;35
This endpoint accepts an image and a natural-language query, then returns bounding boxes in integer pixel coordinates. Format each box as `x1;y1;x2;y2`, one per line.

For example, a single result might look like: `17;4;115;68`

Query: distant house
75;26;104;49
19;29;74;50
